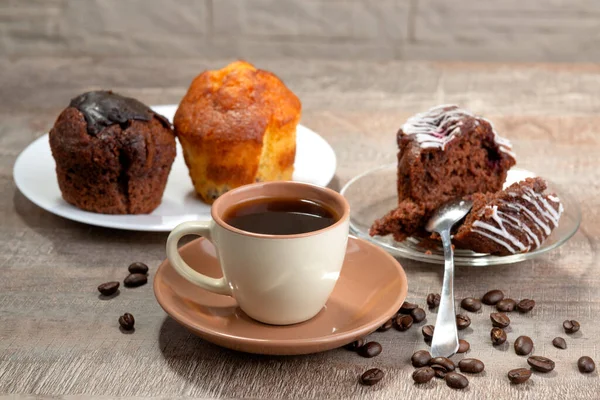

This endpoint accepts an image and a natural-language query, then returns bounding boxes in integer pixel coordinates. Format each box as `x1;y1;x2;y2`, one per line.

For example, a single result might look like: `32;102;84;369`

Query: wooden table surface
1;58;599;399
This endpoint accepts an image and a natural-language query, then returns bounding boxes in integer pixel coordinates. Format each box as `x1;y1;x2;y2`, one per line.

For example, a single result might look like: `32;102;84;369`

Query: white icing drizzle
472;206;529;252
547;195;560;203
502;211;541;248
469;187;563;254
401;104;516;158
471;228;517;254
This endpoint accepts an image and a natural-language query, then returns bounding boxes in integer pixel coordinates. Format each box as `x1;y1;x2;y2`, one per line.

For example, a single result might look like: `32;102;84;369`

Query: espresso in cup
223;198;339;235
166;181;350;325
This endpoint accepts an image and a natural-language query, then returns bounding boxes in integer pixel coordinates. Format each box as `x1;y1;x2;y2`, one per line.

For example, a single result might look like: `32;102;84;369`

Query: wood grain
1;58;599;399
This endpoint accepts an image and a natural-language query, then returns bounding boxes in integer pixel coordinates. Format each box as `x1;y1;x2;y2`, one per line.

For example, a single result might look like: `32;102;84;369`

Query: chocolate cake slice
453;177;563;256
370;105;516;241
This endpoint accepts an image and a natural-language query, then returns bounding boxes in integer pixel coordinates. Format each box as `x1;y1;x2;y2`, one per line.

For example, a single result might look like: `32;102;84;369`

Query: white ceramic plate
13;104;337;231
341;164;581;266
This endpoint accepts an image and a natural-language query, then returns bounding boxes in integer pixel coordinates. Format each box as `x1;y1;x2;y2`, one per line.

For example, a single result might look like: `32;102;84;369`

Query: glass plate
340;164;581;266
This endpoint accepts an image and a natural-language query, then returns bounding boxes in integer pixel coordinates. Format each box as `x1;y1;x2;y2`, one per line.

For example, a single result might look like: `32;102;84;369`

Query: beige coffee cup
166;181;350;325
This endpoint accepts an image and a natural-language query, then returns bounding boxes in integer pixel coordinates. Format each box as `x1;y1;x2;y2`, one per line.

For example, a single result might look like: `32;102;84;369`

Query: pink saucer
154;236;407;355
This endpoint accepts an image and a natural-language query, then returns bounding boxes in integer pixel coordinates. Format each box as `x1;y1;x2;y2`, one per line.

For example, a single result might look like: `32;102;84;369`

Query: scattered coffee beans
394;314;414;331
432;365;447;379
445;372;469;389
97;281;119;296
496;298;516;312
427;293;440;308
527;356;555;373
411;350;432;367
412;367;435;384
124;273;147;288
457;339;470;353
359;368;384;386
344;338;365;351
516;299;535;313
430;358;454;379
491;327;507;345
422;325;435;341
552;337;567;349
578;356;596;373
456;314;471;330
507;368;531;384
430;357;455;373
411;307;426;323
482;289;504;305
399;301;419;314
458;358;485;374
563;320;580;334
128;262;149;275
490;312;510;328
118;313;135;330
460;297;482;312
357;342;382;358
514;336;534;356
377;319;393;332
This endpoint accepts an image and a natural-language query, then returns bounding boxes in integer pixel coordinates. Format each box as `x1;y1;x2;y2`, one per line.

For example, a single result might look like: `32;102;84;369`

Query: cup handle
166;221;232;296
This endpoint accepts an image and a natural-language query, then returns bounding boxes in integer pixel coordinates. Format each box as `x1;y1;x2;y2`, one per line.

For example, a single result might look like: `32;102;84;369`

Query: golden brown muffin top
174;61;301;143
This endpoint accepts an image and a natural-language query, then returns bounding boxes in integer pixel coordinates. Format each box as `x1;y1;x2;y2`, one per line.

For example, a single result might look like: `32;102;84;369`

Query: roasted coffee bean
490;312;510;328
394;314;413;331
508;368;532;384
457;339;470;353
445;372;469;389
422;325;435;341
430;357;455;372
552;337;567;349
411;307;426;323
399;301;419;314
496;298;517;312
516;299;535;313
357;341;382;358
514;336;534;356
460;297;482;312
412;367;435;384
432;365;447;379
118;313;135;330
377;319;393;332
427;293;440;309
124;273;147;288
456;314;471;330
128;262;149;275
458;358;485;374
97;281;119;296
359;368;384;386
491;327;507;345
411;350;432;367
563;320;580;334
344;338;365;351
527;356;555;373
482;289;504;305
578;356;596;373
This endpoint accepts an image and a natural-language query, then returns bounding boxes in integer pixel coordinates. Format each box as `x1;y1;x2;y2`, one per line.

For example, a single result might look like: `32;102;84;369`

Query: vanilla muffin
49;91;176;214
174;61;301;203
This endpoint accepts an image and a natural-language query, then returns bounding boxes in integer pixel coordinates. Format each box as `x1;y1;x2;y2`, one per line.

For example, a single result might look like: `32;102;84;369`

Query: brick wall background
2;0;600;62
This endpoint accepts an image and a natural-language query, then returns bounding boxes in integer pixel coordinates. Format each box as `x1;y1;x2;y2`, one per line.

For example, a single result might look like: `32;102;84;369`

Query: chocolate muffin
453;177;563;255
49;91;176;214
370;105;516;241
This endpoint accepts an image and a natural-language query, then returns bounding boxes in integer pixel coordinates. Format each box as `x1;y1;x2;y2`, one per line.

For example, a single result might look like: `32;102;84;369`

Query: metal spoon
425;198;473;358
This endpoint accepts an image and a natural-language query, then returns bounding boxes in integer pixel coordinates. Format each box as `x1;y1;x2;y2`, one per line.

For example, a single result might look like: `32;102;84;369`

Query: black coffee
223;198;338;235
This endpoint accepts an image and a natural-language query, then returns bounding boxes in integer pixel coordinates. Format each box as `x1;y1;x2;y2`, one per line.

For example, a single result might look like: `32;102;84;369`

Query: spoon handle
431;229;459;358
